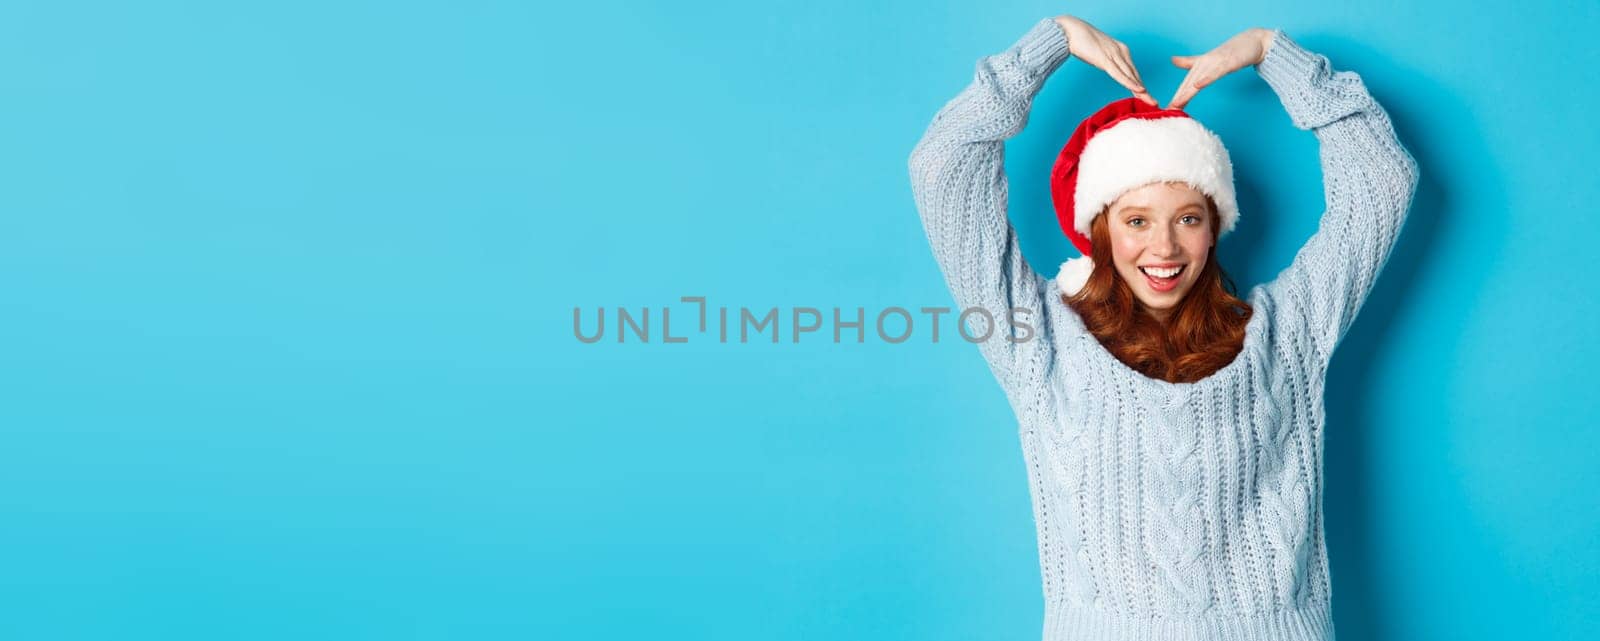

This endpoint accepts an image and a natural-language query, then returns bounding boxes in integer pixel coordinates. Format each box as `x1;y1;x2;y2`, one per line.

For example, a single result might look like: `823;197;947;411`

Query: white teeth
1140;265;1184;279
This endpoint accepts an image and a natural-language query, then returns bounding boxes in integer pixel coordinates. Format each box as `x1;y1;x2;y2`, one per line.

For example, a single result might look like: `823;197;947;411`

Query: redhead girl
907;13;1417;640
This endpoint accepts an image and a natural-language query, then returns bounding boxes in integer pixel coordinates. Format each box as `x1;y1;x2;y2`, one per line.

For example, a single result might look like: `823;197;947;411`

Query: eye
1127;218;1146;228
1181;214;1201;225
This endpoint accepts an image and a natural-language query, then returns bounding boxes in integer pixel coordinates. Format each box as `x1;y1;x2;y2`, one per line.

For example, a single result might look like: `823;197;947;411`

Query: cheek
1181;232;1212;263
1108;232;1143;265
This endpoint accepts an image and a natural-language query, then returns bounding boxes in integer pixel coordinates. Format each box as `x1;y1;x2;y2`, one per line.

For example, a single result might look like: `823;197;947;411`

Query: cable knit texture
906;18;1419;641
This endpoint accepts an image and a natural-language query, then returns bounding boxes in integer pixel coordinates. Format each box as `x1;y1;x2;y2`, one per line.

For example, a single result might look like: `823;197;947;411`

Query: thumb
1171;55;1196;69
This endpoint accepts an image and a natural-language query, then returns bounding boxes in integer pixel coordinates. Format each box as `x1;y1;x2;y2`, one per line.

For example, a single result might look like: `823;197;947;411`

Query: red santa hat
1049;97;1239;296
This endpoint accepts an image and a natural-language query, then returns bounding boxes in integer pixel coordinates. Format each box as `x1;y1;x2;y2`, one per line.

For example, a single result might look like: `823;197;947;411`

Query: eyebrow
1119;204;1205;214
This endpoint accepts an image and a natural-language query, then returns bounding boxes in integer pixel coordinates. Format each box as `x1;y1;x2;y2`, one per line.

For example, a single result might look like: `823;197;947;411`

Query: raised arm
1255;30;1421;360
906;18;1070;399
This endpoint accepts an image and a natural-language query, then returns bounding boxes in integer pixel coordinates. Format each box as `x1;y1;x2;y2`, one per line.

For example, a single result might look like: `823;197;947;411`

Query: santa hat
1049;97;1239;296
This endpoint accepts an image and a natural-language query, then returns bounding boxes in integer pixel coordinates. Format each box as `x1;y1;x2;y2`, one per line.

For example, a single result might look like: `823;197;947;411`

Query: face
1105;181;1214;322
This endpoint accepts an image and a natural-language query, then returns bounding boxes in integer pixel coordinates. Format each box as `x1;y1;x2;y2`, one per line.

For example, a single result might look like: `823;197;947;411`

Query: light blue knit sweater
907;18;1419;641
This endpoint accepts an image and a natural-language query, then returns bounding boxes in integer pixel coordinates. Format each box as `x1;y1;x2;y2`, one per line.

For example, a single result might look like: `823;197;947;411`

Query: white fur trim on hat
1073;116;1238;238
1055;256;1094;297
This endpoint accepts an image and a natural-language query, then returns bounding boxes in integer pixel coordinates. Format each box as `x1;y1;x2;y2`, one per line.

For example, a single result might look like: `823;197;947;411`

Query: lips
1139;265;1185;293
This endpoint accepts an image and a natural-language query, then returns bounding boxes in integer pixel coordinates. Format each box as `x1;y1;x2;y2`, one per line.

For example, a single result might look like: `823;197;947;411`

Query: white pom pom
1056;256;1094;297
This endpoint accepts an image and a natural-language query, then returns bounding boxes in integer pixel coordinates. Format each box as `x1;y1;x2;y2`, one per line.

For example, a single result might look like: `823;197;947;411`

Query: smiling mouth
1138;265;1186;292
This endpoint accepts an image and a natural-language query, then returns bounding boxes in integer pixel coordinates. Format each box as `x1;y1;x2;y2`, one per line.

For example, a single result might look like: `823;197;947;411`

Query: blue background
2;0;1596;639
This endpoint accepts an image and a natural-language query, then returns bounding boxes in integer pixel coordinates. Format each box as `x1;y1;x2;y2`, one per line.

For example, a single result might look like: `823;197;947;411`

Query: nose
1152;224;1181;257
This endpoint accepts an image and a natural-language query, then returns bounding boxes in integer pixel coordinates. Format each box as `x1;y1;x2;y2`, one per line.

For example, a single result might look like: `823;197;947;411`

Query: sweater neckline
1057;283;1269;393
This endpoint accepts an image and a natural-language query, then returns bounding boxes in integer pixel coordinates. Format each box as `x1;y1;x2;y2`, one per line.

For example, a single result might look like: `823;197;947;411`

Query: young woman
907;14;1418;641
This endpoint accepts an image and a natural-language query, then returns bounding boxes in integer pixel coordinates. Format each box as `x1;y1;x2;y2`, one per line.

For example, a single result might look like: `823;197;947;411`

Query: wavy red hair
1060;197;1253;383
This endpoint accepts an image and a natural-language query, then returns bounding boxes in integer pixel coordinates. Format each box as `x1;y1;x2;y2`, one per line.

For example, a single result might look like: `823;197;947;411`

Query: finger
1172;64;1218;109
1173;84;1201;110
1117;43;1145;88
1126;61;1156;105
1106;52;1141;92
1100;39;1142;91
1168;72;1198;110
1170;54;1196;69
1166;71;1190;109
1114;69;1146;97
1116;66;1143;94
1099;56;1140;94
1122;51;1147;90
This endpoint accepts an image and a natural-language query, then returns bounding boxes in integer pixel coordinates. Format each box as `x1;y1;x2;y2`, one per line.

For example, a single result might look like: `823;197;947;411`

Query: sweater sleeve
906;18;1070;399
1254;30;1421;361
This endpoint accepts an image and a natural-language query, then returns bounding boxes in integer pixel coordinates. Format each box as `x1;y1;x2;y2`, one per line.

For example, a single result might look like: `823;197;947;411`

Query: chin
1134;284;1195;312
1139;301;1178;316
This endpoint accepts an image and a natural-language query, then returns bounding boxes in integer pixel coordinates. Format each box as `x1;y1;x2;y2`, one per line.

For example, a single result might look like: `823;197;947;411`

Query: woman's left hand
1165;28;1275;110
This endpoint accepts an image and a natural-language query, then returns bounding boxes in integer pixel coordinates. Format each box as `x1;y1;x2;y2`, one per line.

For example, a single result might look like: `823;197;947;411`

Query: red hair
1061;198;1252;383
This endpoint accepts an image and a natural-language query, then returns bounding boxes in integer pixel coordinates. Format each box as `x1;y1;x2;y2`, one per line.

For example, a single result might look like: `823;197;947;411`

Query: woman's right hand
1053;16;1157;107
